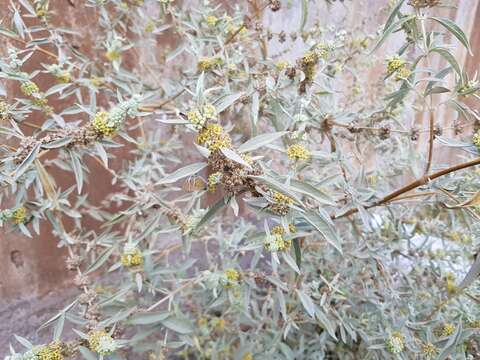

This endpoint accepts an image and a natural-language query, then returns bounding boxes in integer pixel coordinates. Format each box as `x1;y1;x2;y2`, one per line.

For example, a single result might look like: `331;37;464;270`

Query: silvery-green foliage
1;0;480;359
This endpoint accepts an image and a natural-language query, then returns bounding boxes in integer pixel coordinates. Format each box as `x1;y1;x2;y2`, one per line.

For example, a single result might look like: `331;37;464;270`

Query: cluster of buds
207;171;223;192
91;95;140;137
88;330;118;355
1;207;27;225
186;103;218;131
197;57;223;72
473;130;480;152
120;243;144;267
408;0;441;8
421;342;438;358
264;233;290;252
287;143;311;161
458;79;480;96
204;15;218;27
220;268;241;288
385;332;405;354
434;323;456;337
386;55;411;81
20;80;48;108
197;124;232;151
105;37;124;62
5;341;65;360
45;64;72;83
268;191;294;215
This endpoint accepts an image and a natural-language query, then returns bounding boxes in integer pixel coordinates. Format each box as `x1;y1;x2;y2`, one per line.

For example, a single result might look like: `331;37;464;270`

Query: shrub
1;0;479;359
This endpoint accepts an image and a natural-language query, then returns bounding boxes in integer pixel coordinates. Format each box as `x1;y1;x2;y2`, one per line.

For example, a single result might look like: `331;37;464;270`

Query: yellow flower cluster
207;171;223;192
264;233;291;252
187;103;218;130
92;111;117;136
385;332;405;354
421;343;438;358
395;67;412;81
205;15;218;26
387;55;411;81
272;191;293;205
440;323;455;337
36;341;64;360
275;60;289;71
408;0;441;8
197;57;223;71
106;50;120;61
223;268;240;288
316;43;330;59
88;330;117;355
386;56;405;75
473;131;480;151
12;207;27;224
121;245;144;267
242;353;253;360
287;144;311;161
197;124;232;151
466;319;480;328
271;224;297;235
445;272;457;295
20;81;40;96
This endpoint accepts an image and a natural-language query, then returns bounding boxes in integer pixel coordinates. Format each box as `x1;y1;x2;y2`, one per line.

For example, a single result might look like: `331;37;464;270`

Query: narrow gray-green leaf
221;148;252;169
371;15;415;53
296;290;316;317
238;131;287;153
301;209;342;253
14;143;41;180
214;92;243;113
69;150;84;194
157;162;207;185
431;17;472;54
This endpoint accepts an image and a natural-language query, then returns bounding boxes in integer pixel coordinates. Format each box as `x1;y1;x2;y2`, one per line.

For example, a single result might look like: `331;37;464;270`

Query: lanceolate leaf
157;162;207;185
431;17;472;54
237;131;287;153
371;15;415;53
301;209;342;253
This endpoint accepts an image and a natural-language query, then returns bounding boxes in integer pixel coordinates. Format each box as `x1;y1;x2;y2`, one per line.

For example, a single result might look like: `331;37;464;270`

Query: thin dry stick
425;111;435;174
333;157;480;220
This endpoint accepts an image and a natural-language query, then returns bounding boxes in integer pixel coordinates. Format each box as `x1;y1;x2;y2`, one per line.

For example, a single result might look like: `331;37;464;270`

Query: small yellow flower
272;191;293;205
145;18;155;33
275;60;289;71
207;171;223;192
205;15;218;27
106;50;120;62
441;323;455;337
421;342;438;358
88;330;117;355
287;144;311;161
197;57;222;71
90;76;104;87
242;353;253;360
20;81;40;96
223;268;241;287
12;207;26;224
197;124;232;151
396;67;412;80
386;55;405;75
264;233;292;252
92;111;116;136
385;332;405;354
36;341;64;360
120;245;144;267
